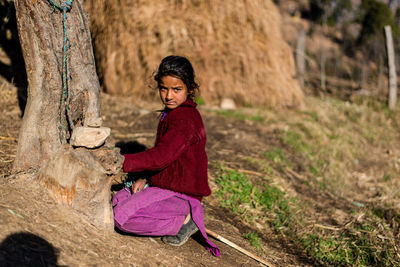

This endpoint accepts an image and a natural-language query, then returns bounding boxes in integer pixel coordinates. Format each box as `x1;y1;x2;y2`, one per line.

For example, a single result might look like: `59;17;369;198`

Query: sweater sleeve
123;114;197;173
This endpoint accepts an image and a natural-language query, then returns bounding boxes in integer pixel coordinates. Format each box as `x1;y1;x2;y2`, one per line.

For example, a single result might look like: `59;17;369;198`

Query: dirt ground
3;73;400;266
0;78;318;267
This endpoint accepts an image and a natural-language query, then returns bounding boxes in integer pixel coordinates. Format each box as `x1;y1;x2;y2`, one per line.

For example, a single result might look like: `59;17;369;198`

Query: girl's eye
174;88;181;92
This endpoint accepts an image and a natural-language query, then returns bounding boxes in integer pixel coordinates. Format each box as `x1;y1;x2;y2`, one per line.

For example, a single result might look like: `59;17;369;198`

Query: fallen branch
206;228;275;267
314;223;340;231
284;167;307;181
381;187;400;201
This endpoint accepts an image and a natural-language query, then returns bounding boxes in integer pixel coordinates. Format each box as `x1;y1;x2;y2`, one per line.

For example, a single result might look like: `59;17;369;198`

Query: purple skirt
112;186;220;257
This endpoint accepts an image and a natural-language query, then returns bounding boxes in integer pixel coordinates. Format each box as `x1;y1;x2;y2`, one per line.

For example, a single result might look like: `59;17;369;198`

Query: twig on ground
314;223;341;231
381;187;400;201
217;161;241;168
284;168;308;181
206;228;275;267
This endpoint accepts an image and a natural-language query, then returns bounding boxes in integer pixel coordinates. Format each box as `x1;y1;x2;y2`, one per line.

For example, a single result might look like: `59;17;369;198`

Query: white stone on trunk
85;117;103;128
70;126;110;148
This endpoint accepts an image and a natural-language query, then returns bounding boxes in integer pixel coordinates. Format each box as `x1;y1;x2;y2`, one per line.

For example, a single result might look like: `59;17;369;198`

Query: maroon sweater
123;99;211;200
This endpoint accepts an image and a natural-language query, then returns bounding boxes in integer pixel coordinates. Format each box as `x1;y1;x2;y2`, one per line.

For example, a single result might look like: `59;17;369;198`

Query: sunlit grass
212;96;400;266
244;232;262;252
212;109;265;122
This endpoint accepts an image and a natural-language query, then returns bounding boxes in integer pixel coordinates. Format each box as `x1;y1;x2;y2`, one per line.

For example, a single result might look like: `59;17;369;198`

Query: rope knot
49;0;72;13
63;0;72;11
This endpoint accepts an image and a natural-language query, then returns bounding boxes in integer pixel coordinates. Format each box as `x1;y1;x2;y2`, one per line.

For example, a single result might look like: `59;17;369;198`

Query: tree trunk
13;0;121;228
14;0;102;171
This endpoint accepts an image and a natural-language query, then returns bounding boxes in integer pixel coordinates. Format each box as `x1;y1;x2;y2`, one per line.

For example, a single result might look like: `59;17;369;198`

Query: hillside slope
1;74;399;265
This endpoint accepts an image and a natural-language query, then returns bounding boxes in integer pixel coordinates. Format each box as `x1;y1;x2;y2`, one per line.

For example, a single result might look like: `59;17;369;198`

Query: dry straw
85;0;303;108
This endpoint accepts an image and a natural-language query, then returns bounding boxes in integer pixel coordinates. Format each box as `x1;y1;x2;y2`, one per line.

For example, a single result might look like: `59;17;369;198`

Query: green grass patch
263;147;286;163
214;161;400;266
381;173;392;182
244;232;262;252
213;110;264;122
301;110;320;122
215;168;259;214
262;147;293;172
214;167;297;232
301;223;397;266
195;97;205;105
283;130;307;152
261;185;294;230
245;157;275;175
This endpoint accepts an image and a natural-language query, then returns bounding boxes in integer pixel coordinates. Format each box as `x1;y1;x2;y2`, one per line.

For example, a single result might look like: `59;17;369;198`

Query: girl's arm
123;115;199;173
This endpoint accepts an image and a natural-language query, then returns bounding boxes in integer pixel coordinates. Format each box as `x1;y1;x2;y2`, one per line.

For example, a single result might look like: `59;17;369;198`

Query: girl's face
159;75;190;109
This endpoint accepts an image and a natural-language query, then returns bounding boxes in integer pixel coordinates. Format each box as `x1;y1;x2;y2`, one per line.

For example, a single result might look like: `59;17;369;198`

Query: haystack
85;0;303;108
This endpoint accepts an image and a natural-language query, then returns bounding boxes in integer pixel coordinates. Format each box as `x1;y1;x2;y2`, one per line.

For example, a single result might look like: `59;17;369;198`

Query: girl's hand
132;179;147;194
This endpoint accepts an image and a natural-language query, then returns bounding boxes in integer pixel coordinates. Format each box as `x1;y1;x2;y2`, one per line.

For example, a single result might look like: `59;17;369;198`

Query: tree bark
14;0;102;171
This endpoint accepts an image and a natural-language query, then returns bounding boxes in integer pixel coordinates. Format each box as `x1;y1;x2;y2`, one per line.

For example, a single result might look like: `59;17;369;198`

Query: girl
112;55;220;256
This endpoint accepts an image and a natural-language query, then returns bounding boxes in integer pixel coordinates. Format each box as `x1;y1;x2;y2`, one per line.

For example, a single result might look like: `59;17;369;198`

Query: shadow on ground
0;232;61;266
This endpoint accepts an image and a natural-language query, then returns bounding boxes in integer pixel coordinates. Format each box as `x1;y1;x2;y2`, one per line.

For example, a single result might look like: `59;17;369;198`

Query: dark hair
154;55;199;99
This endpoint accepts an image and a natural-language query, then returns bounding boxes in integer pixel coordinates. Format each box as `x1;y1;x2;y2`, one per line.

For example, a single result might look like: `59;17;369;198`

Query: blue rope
48;0;74;143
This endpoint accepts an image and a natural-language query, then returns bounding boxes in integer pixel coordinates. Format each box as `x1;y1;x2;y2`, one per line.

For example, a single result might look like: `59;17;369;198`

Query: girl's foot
162;215;198;246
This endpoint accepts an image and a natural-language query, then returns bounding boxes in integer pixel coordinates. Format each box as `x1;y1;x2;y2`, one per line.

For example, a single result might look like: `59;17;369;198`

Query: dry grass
0;78;19;178
209;95;400;266
85;0;304;108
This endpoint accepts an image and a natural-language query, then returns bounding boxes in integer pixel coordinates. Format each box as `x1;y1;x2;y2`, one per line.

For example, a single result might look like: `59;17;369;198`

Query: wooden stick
206;228;275;267
314;223;340;231
296;28;306;89
385;25;397;110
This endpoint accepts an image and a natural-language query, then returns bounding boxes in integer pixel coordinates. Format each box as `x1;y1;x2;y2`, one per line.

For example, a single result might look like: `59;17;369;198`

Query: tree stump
37;144;123;229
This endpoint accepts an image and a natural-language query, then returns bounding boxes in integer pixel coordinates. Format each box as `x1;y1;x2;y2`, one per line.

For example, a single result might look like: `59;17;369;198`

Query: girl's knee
112;188;131;207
